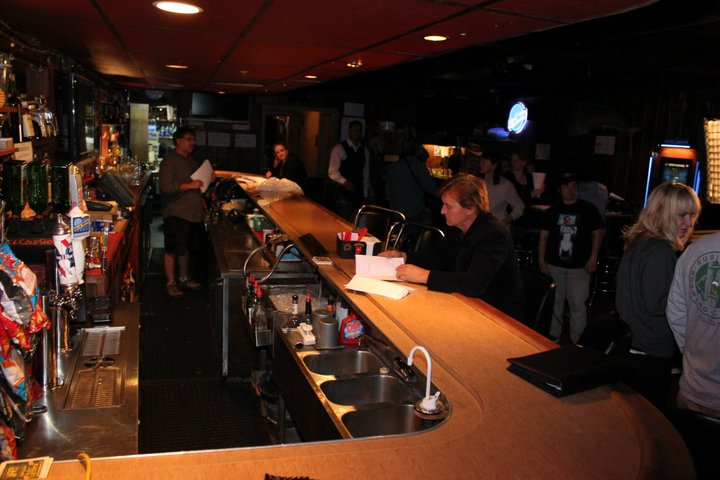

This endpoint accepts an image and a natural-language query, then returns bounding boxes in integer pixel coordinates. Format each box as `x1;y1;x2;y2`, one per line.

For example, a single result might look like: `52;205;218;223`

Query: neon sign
507;102;528;134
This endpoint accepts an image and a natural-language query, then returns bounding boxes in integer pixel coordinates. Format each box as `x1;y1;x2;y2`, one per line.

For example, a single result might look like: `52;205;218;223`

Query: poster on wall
195;131;206;146
343;102;364;117
235;134;257;148
535;143;551;161
594;135;616;155
208;132;231;148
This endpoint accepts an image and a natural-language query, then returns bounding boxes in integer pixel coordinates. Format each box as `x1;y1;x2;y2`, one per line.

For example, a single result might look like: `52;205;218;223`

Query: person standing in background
385;138;437;224
265;142;307;188
538;173;604;343
479;151;525;226
159;126;210;299
667;230;720;419
616;182;700;410
327;120;371;219
366;135;388;206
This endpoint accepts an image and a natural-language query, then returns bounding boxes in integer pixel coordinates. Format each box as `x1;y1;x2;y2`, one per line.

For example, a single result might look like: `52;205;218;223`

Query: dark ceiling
348;0;720;99
0;0;659;95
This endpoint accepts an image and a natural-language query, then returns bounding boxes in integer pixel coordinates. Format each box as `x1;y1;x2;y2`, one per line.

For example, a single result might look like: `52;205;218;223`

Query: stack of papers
345;275;414;299
355;254;403;280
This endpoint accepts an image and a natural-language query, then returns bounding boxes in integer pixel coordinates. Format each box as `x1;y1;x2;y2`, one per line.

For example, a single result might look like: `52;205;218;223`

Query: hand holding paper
191;159;215;193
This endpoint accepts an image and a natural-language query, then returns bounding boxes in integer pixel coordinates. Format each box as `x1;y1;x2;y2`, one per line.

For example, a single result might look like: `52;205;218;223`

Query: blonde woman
615;181;701;410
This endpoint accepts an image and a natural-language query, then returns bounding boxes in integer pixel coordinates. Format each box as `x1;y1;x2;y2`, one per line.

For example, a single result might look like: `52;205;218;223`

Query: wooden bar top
43;189;694;479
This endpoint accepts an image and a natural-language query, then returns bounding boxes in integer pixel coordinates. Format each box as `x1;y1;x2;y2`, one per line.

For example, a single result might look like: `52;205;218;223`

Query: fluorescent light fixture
305;75;317;79
165;64;188;69
153;2;203;14
424;35;448;42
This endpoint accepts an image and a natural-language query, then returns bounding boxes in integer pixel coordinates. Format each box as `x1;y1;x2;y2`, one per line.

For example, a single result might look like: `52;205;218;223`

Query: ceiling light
217;91;225;94
153;2;203;14
165;64;188;69
305;75;317;79
346;60;363;69
424;35;448;42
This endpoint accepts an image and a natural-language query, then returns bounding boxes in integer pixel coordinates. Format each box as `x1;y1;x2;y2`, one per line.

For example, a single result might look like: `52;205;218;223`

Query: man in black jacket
381;174;525;322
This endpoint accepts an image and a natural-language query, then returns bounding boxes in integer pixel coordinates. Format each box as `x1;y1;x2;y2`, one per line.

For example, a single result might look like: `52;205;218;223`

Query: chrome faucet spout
407;346;433;399
407;345;443;414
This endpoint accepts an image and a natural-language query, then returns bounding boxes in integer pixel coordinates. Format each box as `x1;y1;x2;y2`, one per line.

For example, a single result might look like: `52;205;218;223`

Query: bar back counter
44;174;693;479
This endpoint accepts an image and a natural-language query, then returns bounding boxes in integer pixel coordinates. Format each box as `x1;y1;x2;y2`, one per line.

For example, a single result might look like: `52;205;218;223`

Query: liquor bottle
289;294;300;327
254;285;268;331
246;277;257;320
303;292;312;324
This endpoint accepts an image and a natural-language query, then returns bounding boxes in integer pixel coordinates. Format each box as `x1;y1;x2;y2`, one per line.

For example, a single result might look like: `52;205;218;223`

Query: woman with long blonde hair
615;181;701;410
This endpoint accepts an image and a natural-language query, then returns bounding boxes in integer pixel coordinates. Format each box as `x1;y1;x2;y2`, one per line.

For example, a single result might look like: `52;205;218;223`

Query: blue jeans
547;265;591;343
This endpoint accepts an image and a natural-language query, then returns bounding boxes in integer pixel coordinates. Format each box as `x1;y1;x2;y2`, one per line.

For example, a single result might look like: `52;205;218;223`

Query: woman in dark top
266;142;307;187
615;181;700;410
503;152;544;206
380;174;525;322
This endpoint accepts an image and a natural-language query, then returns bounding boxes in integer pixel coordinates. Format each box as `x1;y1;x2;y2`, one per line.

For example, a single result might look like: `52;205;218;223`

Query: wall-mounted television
190;92;250;120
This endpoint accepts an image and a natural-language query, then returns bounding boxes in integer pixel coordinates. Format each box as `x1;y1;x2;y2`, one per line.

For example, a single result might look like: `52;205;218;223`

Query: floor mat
139;379;270;453
139;242;273;453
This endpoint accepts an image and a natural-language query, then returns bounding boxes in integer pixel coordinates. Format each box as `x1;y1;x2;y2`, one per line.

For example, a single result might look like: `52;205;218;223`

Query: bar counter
42;186;693;479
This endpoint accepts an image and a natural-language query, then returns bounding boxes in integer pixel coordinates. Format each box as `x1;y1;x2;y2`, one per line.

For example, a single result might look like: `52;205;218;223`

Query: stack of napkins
345;275;414;299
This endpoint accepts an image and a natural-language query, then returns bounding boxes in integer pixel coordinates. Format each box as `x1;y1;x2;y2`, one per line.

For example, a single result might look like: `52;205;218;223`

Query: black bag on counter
507;345;635;397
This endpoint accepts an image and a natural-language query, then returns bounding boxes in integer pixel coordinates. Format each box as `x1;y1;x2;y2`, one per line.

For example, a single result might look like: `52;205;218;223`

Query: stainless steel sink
303;350;384;376
320;374;417;406
342;404;441;437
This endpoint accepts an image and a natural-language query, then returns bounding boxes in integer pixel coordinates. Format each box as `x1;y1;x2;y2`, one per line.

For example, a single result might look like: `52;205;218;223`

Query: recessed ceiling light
153;2;203;14
165;64;188;69
424;35;448;42
346;60;363;69
305;75;317;79
217;91;225;94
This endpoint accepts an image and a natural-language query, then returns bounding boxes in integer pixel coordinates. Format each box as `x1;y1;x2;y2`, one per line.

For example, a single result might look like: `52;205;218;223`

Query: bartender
380;174;525;321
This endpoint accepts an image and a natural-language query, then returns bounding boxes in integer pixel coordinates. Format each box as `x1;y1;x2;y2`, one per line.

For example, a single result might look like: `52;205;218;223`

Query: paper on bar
345;275;414;299
355;254;404;280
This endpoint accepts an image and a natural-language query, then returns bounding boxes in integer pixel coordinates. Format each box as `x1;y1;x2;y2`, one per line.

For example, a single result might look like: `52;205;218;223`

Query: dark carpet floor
138;246;271;454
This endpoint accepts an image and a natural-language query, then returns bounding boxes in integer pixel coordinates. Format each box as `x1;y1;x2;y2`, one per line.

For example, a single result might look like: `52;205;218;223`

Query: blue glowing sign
507;102;528;134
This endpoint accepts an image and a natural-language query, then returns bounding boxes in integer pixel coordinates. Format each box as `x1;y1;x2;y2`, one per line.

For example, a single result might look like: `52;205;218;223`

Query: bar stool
588;255;620;313
389;222;445;256
351;204;405;245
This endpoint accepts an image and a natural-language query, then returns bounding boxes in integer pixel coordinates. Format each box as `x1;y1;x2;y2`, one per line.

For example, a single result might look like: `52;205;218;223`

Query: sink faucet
358;334;417;383
407;345;442;414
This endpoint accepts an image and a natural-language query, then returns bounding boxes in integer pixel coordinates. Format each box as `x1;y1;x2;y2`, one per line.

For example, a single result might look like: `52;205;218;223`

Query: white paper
355;254;403;280
191;159;214;193
345;275;414;299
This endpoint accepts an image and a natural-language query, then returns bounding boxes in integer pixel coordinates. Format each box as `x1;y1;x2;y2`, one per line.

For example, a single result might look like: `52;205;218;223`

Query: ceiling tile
246;0;462;48
377;10;558;56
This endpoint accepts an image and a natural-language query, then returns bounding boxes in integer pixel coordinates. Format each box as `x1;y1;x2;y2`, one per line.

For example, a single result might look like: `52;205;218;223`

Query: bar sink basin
342;405;441;437
303;350;384;376
320;374;417;406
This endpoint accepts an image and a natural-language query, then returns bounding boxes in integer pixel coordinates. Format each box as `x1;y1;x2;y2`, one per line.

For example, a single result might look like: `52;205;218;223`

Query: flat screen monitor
660;158;691;184
190;92;250;120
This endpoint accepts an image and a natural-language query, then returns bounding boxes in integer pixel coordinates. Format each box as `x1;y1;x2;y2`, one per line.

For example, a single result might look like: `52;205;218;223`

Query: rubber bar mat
139;379;271;453
139;311;221;380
